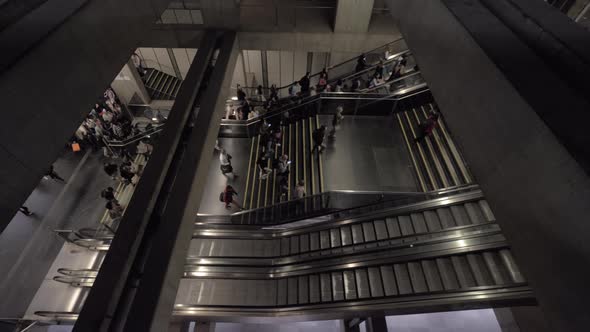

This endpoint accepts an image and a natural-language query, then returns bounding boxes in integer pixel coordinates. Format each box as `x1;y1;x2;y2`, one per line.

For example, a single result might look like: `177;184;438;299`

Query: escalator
39;186;534;321
178;186;533;317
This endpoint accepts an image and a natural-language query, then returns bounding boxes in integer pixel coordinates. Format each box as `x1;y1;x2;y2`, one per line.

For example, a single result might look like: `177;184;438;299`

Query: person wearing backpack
414;112;440;143
219;148;236;177
220;185;242;210
101;187;118;204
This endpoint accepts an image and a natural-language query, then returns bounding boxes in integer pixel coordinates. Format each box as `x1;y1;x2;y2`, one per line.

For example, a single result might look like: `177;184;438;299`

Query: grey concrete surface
387;0;590;330
334;0;374;33
320;115;418;192
0;148;115;318
0;0;172;232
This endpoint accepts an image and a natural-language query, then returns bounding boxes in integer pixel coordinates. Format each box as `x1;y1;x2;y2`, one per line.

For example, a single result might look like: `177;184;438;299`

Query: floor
197;138;251;215
0;148;116;321
214;309;503;332
319;115;418;192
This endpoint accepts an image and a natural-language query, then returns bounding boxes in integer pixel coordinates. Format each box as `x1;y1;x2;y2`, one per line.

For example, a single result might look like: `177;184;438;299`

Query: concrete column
73;31;216;332
343;319;361;332
200;0;240;28
494;307;552;332
122;31;239;332
386;0;590;331
168;321;191;332
334;0;375;33
193;322;216;332
366;316;388;332
111;59;152;105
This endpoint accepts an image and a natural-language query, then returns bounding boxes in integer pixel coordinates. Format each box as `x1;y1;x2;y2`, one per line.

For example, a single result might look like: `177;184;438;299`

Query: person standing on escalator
299;72;311;96
355;53;367;73
318;68;328;92
222;185;243;210
312;125;327;153
237;84;246;102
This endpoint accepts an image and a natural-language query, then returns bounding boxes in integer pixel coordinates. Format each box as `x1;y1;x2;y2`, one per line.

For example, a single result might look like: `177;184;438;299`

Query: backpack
220;164;233;174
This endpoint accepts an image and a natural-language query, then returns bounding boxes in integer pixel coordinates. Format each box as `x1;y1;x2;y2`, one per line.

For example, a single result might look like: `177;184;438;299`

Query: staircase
243;115;324;210
143;68;182;100
397;103;473;191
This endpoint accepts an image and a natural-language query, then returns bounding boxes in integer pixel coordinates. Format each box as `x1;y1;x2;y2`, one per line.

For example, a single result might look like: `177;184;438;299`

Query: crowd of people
224;51;410;123
73;88;137;156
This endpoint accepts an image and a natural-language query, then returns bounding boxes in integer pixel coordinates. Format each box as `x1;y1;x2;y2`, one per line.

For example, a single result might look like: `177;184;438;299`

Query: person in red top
414;112;440;143
223;185;243;210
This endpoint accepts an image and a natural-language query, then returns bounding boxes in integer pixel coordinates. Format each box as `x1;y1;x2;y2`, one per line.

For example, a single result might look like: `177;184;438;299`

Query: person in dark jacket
414;113;440;143
236;84;246;102
374;60;385;78
355;53;367;73
45;165;65;182
241;100;251;120
269;84;279;102
103;162;118;179
312;125;327;153
101;187;118;203
299;72;311;95
223;185;242;210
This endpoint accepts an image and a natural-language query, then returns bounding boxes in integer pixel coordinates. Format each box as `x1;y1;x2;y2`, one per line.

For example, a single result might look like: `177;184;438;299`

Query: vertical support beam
72;31;217;332
193;322;216;332
334;0;375;33
111;58;152;105
365;316;388;332
494;307;552;332
122;31;238;332
167;48;183;79
261;50;269;88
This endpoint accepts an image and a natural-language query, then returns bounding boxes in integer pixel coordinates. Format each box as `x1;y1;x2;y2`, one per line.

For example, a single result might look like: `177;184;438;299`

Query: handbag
71;142;81;152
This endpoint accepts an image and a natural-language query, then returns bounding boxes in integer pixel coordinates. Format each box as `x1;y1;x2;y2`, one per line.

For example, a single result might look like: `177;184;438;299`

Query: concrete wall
386;0;590;330
0;0;173;232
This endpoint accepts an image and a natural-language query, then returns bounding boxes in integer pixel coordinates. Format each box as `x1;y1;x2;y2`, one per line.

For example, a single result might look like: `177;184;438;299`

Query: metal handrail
221;70;425;130
187;223;500;264
197;184;478;219
33;311;79;320
240;38;406;91
196;185;480;226
104;123;165;148
184;230;506;277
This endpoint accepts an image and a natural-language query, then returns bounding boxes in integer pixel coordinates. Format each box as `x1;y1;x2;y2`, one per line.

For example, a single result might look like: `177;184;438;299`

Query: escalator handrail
239;38;406;92
221;70;425;128
104;124;165;148
195;185;480;226
183;232;508;278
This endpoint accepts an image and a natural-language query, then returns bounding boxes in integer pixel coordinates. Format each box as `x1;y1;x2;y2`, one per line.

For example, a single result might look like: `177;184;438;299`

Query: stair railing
196;185;480;226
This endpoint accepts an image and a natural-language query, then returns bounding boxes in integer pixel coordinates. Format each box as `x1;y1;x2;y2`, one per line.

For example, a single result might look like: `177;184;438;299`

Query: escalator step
393;264;413;295
340;226;353;246
368;267;385;297
436;257;460;290
408;262;428;293
422;260;444;292
451;255;477;288
332;272;345;301
380;265;399;296
466;253;494;286
450;205;471;226
298;276;309;304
